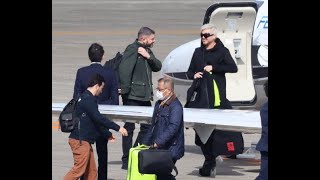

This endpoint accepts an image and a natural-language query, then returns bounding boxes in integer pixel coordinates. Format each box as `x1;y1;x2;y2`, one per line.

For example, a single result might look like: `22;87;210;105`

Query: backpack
103;51;123;71
59;97;80;133
103;52;123;89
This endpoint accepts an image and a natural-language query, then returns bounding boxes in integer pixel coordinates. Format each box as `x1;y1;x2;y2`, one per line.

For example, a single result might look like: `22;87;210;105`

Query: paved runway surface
53;0;262;179
53;118;260;180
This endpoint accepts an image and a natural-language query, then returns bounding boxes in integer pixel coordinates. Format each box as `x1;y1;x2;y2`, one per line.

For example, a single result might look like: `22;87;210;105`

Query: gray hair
201;23;218;35
158;77;174;91
137;27;155;39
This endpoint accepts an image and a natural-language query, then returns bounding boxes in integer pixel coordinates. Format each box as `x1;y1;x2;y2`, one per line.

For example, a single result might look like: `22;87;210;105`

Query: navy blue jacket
256;101;268;152
69;90;120;144
73;63;119;105
142;96;185;161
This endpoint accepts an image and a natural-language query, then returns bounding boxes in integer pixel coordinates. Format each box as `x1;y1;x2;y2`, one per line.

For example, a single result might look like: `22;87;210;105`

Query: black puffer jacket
186;38;237;109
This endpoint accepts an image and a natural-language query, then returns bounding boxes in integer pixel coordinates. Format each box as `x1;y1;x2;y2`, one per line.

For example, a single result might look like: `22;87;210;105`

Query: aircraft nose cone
161;38;201;77
161;55;172;74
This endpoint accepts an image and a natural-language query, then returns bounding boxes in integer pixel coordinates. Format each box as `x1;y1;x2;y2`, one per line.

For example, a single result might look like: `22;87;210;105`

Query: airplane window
226;12;243;18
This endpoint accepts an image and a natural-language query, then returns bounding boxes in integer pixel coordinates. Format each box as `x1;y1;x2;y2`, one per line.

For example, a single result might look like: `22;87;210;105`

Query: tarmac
53;117;261;180
52;0;262;179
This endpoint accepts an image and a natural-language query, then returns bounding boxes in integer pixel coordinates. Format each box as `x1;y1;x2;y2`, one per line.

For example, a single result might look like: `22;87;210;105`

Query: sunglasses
156;87;166;91
200;33;214;38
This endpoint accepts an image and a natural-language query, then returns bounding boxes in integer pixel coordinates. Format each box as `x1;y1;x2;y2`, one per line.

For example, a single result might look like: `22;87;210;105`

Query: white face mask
156;90;164;100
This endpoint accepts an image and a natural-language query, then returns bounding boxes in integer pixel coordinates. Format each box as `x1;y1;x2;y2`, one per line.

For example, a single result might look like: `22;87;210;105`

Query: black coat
186;39;244;154
186;38;237;109
185;74;210;108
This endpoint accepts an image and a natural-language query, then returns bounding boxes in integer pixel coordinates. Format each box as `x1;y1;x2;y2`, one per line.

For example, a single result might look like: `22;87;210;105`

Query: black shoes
199;166;216;177
121;163;128;170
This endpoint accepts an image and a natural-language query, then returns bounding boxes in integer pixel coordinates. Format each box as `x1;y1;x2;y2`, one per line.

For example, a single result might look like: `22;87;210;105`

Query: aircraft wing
52;103;261;144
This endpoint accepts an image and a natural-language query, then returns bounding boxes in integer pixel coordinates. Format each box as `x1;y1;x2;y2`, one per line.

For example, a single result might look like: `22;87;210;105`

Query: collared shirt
160;93;177;107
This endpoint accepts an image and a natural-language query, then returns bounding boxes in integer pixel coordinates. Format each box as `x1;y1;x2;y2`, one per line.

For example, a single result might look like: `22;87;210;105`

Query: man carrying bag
141;77;184;180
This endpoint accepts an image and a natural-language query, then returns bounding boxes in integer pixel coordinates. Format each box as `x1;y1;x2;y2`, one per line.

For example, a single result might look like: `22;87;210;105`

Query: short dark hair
87;74;105;88
264;80;268;97
137;27;155;39
88;43;104;62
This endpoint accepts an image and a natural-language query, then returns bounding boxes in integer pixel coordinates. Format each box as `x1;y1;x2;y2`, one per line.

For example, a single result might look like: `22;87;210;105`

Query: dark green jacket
119;40;162;101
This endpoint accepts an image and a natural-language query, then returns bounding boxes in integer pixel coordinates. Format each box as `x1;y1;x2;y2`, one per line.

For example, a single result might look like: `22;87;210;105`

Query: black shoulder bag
138;148;178;176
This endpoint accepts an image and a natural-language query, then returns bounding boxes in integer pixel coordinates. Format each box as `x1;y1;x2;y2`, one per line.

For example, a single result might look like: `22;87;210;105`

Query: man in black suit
73;43;119;180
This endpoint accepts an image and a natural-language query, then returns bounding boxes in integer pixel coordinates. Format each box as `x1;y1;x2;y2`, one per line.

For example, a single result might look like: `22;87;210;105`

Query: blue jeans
255;151;268;180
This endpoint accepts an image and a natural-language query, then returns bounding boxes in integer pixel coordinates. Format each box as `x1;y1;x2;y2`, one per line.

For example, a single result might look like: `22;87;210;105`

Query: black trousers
199;132;217;169
96;137;109;180
121;98;151;165
198;103;232;169
156;159;177;180
80;137;108;180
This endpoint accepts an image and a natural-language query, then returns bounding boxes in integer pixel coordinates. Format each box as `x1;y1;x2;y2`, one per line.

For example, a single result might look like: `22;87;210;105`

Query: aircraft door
203;1;258;107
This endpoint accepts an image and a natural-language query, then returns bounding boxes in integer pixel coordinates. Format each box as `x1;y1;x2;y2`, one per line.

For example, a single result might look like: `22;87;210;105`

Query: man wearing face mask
118;26;162;170
142;77;185;180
